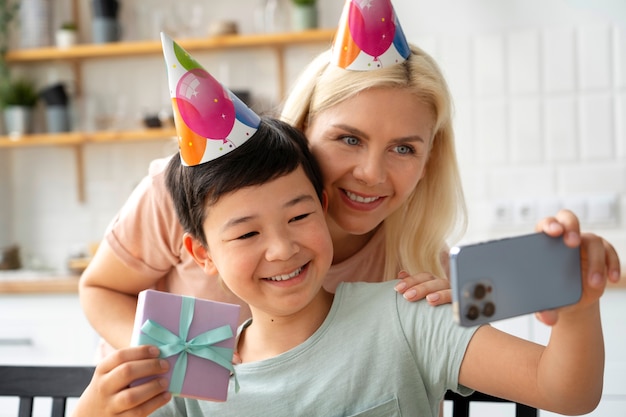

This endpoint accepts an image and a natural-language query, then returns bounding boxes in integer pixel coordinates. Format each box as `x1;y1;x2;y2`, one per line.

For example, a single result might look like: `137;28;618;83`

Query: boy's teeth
345;191;379;203
268;266;303;281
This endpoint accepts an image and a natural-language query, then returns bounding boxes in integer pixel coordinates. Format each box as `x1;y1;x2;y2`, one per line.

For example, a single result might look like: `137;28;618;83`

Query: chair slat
51;397;67;417
17;397;33;417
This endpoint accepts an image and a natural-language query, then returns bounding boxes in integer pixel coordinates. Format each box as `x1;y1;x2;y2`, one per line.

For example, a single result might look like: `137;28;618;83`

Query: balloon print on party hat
331;0;410;71
161;32;260;166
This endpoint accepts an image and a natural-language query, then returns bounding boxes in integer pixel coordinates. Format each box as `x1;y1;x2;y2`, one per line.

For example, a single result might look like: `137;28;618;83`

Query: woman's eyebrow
332;123;427;144
332;123;369;138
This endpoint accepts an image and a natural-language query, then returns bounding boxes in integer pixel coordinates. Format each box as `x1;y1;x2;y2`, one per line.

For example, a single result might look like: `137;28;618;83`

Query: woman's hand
394;271;452;305
71;345;171;417
534;209;621;325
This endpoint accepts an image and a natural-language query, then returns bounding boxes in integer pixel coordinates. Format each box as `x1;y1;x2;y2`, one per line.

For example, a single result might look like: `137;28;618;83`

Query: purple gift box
131;289;240;402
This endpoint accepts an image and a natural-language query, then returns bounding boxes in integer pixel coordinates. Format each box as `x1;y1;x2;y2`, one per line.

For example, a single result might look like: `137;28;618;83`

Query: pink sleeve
105;156;183;278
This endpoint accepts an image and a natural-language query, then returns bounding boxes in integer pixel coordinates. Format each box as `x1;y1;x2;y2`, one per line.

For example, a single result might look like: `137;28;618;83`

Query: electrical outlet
489;195;619;229
513;199;537;225
490;199;514;227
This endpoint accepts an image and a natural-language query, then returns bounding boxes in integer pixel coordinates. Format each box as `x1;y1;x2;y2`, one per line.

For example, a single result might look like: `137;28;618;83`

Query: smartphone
450;232;582;327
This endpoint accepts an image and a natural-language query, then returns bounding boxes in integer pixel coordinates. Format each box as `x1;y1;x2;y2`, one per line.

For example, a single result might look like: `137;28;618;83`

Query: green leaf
292;0;316;6
0;78;38;108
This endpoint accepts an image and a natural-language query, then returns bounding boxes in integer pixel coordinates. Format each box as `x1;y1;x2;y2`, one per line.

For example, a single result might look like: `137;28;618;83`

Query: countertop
0;275;79;295
0;271;624;294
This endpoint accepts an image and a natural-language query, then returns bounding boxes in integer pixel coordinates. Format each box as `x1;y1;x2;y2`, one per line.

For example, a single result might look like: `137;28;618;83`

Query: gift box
131;289;240;402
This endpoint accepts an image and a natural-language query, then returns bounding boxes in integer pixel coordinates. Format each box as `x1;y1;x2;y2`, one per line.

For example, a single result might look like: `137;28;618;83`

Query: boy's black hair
165;117;325;246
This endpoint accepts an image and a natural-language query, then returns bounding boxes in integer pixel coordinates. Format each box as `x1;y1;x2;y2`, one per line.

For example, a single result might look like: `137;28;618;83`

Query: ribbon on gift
139;295;239;394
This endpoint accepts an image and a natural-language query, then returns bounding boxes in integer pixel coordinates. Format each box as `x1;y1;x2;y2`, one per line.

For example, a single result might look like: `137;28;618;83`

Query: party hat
331;0;410;71
161;32;261;166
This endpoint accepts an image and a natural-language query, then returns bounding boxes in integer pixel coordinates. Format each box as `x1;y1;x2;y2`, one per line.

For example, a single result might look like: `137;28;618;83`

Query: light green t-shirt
151;280;479;417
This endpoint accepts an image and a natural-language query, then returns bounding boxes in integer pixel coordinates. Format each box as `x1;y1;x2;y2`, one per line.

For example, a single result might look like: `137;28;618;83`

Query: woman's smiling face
305;87;434;238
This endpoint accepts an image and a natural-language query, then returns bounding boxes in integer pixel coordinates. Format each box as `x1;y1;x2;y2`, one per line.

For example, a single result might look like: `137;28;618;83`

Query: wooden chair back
0;365;94;417
445;390;538;417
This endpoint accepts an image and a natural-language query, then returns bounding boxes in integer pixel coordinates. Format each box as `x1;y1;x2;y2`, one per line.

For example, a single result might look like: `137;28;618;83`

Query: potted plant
291;0;317;31
1;78;38;136
55;21;78;48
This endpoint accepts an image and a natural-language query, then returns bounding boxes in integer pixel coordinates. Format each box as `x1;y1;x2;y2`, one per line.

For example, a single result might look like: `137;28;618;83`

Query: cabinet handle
0;338;33;346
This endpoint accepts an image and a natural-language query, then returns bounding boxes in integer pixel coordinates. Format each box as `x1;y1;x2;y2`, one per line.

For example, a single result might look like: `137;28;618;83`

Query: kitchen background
0;0;624;416
1;0;625;271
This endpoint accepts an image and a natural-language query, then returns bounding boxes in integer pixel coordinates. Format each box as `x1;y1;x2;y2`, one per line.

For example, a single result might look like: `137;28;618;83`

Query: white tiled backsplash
446;23;625;244
0;0;624;271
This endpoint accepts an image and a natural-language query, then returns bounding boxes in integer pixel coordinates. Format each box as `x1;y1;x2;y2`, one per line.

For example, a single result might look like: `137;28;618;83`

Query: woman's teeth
267;266;303;281
345;190;380;203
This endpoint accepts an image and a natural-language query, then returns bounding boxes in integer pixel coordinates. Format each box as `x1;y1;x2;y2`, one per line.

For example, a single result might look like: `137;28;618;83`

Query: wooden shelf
0;128;177;148
1;29;335;202
2;28;335;148
0;277;79;294
0;128;177;202
4;29;336;62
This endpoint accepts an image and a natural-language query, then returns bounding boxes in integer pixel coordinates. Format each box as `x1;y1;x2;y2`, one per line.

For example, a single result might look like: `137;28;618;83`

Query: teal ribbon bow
139;296;239;395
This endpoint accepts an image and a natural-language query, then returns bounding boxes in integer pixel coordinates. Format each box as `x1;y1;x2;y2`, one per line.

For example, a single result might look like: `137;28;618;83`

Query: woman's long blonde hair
280;44;467;280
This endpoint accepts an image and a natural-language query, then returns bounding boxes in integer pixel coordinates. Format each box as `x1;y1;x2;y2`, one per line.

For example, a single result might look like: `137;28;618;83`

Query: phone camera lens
473;284;487;300
482;302;495;317
465;305;480;321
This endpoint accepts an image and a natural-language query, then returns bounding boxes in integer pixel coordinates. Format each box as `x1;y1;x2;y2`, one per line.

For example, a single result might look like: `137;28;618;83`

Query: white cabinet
0;293;98;417
0;293;99;365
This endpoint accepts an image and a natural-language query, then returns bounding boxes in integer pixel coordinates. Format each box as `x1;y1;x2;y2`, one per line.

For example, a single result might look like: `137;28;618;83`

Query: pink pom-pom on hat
330;0;410;71
161;32;261;166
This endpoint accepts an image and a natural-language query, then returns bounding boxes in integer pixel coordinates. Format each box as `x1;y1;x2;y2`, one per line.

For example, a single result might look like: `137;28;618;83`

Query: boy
70;33;610;416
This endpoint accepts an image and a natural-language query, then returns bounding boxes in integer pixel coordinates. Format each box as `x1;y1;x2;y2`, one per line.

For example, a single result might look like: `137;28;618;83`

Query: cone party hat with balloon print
331;0;410;71
161;32;261;166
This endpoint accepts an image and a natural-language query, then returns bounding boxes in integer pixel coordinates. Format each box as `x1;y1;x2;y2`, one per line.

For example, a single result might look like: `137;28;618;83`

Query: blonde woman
280;43;466;295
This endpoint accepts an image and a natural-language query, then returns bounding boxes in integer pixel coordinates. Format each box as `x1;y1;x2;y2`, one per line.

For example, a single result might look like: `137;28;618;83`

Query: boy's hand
72;345;171;417
534;209;621;325
394;271;452;305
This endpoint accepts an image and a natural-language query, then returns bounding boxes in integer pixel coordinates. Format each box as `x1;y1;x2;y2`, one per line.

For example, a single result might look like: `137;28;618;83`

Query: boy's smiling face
189;167;333;319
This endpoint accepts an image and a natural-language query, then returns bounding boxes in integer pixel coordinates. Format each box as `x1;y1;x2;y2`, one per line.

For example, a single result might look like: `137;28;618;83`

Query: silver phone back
450;233;582;326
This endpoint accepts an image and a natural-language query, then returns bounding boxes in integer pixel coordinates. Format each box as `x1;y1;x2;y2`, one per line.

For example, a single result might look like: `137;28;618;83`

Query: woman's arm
79;239;165;349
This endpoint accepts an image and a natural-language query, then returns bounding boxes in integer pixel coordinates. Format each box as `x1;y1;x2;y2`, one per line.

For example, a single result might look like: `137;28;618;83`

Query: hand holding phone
450;232;582;327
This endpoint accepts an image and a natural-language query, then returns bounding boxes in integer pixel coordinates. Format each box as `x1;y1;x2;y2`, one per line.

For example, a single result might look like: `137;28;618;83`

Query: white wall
1;0;624;270
395;0;626;254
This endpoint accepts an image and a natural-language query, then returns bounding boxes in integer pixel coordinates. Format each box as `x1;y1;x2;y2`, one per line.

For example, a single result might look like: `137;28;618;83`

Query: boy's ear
321;190;329;212
183;233;218;275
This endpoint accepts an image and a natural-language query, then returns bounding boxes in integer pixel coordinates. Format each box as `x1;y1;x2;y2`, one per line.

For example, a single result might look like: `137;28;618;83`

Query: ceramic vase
19;0;52;48
3;106;34;137
55;29;77;48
